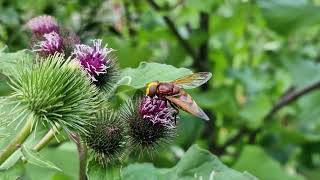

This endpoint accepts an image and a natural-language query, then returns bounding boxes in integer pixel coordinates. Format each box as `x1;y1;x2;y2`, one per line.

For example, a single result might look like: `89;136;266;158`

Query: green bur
8;54;101;135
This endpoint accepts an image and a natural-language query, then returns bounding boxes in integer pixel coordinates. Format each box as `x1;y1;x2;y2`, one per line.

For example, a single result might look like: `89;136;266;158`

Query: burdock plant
26;15;79;56
120;95;177;152
0;14;188;178
33;31;64;55
0;54;100;165
26;15;60;36
85;109;127;165
73;39;119;93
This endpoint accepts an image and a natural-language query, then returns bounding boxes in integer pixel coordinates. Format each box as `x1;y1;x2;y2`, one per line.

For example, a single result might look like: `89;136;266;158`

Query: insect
145;72;212;121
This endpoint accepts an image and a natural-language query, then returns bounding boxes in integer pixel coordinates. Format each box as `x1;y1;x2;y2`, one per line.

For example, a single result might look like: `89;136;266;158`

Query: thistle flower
26;15;59;35
85;109;127;165
73;39;118;92
8;54;100;135
34;32;63;55
120;95;177;151
139;96;177;127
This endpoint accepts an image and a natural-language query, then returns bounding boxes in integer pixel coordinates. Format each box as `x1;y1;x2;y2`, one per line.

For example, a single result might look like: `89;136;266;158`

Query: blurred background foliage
1;0;320;179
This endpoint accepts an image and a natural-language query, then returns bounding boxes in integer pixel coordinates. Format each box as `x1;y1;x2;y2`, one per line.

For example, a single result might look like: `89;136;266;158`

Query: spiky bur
73;39;119;93
7;54;100;135
84;109;127;165
120;95;177;153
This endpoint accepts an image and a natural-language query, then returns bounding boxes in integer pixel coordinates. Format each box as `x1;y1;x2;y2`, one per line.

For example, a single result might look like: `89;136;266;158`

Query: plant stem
33;124;60;152
20;124;61;164
79;143;88;180
70;132;88;180
0;116;33;165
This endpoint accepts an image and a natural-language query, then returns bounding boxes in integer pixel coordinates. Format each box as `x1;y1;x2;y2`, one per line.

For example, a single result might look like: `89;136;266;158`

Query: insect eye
148;85;157;97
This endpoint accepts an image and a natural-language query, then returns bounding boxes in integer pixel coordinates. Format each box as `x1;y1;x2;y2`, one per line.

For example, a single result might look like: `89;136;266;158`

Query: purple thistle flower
34;32;63;55
26;15;59;35
139;96;177;126
73;39;113;82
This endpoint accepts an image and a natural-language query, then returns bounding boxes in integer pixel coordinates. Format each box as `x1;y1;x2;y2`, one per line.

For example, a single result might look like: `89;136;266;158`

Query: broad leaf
258;0;320;35
121;145;258;180
119;62;192;88
0;73;12;96
284;59;320;88
0;161;25;180
24;142;79;180
21;146;62;172
239;94;272;129
87;160;121;180
233;145;304;180
0;49;34;77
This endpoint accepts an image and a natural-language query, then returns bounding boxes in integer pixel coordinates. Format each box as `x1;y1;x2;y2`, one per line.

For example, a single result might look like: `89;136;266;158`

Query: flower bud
85;110;127;165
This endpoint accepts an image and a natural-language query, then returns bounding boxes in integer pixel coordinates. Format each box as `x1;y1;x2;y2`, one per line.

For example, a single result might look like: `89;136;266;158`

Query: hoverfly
145;72;212;121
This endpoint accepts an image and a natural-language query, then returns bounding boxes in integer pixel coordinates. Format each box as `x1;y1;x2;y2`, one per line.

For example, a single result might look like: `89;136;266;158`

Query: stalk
33;124;60;152
70;132;88;180
0;116;33;165
79;144;88;180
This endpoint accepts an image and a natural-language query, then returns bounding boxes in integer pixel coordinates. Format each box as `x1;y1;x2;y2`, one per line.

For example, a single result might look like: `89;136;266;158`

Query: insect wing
172;72;212;89
166;90;209;121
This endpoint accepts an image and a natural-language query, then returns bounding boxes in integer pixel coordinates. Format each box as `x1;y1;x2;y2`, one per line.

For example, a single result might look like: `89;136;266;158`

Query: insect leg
169;101;179;125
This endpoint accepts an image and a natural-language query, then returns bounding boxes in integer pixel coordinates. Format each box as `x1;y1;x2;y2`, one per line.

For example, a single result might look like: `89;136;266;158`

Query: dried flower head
8;54;100;135
73;39;118;92
26;15;59;35
85;109;127;165
34;32;63;55
120;95;177;152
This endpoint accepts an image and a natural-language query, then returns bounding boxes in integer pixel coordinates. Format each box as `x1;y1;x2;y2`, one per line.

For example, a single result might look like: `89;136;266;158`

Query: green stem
70;132;88;180
0;116;33;165
79;143;88;180
33;124;60;152
21;124;61;163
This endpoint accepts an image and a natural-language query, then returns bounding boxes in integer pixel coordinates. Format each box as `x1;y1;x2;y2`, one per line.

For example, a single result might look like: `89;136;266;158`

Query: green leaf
119;62;192;89
295;91;320;141
0;49;34;77
239;94;272;129
0;161;25;180
284;59;320;88
87;160;121;180
233;145;304;180
24;142;78;180
121;145;258;180
186;0;221;13
0;78;12;96
174;113;205;148
21;146;62;172
258;0;320;35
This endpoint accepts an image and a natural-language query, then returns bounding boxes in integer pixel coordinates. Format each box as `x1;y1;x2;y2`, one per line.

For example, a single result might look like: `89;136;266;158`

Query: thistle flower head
120;95;177;152
73;39;114;82
26;15;59;35
34;32;63;55
139;96;176;126
85;110;127;165
8;54;100;135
